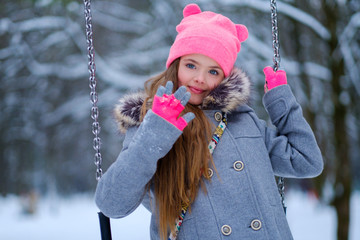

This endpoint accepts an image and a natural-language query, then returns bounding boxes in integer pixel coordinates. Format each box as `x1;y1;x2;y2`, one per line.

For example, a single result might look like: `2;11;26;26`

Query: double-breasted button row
206;161;244;179
250;219;262;231
221;224;232;236
220;220;261;236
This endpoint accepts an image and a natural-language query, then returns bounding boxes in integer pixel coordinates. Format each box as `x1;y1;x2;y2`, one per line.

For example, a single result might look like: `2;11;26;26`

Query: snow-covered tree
1;0;359;238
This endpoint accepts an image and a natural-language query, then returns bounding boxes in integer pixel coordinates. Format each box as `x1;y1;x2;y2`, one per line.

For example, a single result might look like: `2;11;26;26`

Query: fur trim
201;68;251;112
114;91;146;133
114;67;251;132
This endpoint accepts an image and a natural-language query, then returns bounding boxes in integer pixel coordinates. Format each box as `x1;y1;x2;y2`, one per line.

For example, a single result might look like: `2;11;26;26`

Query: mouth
188;86;204;94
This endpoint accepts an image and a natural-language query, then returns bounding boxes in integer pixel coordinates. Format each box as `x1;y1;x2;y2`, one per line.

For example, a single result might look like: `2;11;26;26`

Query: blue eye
209;69;218;75
186;63;195;69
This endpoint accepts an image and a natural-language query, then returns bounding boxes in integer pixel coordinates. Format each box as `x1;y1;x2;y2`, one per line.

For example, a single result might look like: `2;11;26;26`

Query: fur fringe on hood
114;67;251;133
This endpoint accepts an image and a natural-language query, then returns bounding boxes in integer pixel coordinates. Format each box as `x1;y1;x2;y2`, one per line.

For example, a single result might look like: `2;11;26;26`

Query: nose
194;71;206;84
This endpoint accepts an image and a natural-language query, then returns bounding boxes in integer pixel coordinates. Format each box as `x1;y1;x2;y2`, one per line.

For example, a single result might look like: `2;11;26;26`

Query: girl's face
178;54;225;105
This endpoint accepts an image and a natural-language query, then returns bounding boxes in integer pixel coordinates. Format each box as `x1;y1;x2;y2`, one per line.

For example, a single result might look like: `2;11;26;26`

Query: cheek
209;77;223;90
178;69;194;88
177;68;187;87
177;79;184;88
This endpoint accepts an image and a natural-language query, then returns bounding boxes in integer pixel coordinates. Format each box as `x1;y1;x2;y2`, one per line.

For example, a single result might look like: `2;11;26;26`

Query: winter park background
1;0;360;239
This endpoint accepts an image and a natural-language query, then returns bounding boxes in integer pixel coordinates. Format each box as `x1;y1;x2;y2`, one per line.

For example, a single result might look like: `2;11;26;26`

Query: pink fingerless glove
263;66;287;92
152;94;188;131
152;82;194;131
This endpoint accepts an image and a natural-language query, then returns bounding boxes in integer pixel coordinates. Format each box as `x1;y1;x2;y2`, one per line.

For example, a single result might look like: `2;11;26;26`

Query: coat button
250;219;262;231
214;112;222;122
221;225;232;236
233;161;244;171
207;168;214;178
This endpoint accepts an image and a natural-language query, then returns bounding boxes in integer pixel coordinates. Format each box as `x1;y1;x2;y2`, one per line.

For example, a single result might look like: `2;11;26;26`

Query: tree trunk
323;2;352;239
332;62;351;240
331;57;352;240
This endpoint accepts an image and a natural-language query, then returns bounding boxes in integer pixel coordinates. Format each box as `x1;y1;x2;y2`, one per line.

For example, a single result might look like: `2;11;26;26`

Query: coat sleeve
258;85;324;178
94;110;182;218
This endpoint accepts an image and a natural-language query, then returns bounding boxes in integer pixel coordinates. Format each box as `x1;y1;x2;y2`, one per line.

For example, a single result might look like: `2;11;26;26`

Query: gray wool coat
95;68;324;240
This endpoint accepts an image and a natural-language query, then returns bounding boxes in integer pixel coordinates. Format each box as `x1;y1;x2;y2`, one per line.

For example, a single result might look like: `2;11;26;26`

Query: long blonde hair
140;59;215;239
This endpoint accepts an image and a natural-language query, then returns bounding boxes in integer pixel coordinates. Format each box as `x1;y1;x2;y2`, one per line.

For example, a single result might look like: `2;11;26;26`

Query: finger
180;92;191;106
182;112;195;123
263;66;275;77
156;85;166;97
277;70;286;77
165;81;173;95
277;71;287;79
276;70;287;84
174;86;187;100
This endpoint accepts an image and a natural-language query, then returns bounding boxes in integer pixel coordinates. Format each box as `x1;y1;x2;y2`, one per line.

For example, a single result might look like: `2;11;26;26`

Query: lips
188;86;204;94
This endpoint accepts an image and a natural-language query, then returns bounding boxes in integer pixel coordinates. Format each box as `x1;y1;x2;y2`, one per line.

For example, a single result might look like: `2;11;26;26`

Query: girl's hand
152;81;195;131
263;66;287;92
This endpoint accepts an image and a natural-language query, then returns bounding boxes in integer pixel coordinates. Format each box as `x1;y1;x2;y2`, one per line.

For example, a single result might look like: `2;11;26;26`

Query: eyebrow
183;58;222;70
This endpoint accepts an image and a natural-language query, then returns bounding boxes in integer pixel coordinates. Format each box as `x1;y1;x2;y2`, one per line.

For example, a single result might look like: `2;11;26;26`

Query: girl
95;3;323;240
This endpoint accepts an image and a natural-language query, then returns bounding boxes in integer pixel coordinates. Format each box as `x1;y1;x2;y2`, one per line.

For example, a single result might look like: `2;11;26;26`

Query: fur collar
114;67;251;133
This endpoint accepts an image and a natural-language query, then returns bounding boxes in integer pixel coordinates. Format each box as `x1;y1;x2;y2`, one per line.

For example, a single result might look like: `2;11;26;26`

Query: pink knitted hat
166;3;248;77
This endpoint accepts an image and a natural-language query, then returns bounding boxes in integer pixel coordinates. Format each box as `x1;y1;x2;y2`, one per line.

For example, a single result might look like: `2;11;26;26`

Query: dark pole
98;212;112;240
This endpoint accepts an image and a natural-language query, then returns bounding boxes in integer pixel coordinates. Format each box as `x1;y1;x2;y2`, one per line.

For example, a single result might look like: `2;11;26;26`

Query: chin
189;98;204;106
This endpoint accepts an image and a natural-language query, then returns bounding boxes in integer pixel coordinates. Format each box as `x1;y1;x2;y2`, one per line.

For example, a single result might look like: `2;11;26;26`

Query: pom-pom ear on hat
183;3;202;17
166;3;249;77
236;24;248;42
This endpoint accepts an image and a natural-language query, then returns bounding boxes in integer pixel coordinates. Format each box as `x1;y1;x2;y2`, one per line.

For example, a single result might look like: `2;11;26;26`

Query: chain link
277;176;286;213
270;0;281;71
271;0;286;212
84;0;103;180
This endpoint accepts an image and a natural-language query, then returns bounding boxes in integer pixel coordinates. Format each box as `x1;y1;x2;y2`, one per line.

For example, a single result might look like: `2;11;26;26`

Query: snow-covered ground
0;191;359;240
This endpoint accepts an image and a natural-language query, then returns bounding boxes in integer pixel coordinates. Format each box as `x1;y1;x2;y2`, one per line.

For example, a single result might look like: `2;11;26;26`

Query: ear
236;24;248;42
183;4;202;17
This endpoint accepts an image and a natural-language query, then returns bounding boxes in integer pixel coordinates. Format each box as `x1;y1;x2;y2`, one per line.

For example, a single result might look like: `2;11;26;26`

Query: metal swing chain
278;176;286;213
270;0;286;213
270;0;281;71
84;0;103;181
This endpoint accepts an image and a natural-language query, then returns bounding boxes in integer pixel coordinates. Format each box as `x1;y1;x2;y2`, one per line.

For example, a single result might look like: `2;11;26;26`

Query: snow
17;16;67;32
0;191;359;239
